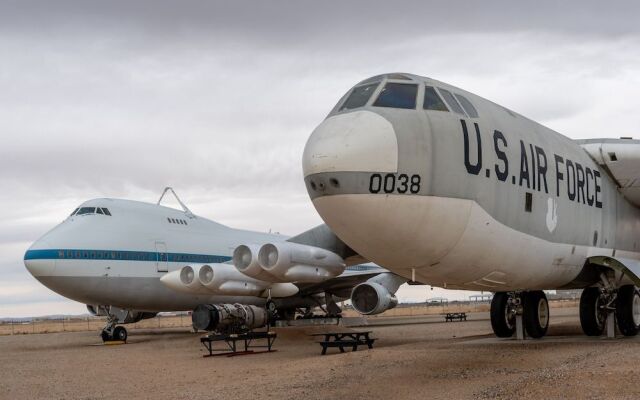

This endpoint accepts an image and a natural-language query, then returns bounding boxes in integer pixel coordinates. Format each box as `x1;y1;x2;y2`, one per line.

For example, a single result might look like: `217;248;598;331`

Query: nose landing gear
101;314;128;343
490;291;549;339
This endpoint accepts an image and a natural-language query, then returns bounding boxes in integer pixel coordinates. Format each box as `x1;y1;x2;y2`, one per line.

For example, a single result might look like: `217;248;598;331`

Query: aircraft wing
294;264;392;298
578;138;640;207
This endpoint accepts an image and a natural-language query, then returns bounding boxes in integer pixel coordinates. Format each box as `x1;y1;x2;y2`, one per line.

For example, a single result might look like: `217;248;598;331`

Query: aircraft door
155;241;168;272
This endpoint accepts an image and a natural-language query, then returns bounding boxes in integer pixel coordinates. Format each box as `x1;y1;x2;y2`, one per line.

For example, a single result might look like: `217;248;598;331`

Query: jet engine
350;273;406;315
198;264;269;296
192;303;270;333
233;244;284;282
160;264;300;297
159;264;209;294
256;242;346;282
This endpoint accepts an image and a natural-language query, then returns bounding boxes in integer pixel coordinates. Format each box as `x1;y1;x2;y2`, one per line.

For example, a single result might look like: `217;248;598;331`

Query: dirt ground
1;307;639;400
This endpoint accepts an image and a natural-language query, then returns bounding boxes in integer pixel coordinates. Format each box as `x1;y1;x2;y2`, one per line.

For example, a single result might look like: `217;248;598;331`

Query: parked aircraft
24;188;406;341
299;72;640;339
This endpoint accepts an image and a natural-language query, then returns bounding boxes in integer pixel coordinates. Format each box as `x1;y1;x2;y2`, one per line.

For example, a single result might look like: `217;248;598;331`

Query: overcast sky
2;1;640;317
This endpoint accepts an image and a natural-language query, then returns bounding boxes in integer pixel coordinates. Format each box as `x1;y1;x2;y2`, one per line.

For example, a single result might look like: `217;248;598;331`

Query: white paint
302;110;398;176
312;194;640;290
546;197;558;233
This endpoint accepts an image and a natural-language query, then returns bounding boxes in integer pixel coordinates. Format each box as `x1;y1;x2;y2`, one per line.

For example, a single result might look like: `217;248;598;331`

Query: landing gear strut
101;313;128;342
490;291;549;339
580;280;640;338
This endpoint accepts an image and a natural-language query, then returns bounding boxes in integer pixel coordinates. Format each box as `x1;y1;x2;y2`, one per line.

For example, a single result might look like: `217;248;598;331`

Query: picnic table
310;331;376;355
444;312;467;322
200;330;277;357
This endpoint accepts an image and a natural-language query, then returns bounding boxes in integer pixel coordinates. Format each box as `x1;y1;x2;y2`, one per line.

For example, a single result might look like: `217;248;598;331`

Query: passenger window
437;88;465;115
373;83;418;109
340;82;380;111
76;207;96;215
455;94;479;118
423;86;449;111
102;208;111;216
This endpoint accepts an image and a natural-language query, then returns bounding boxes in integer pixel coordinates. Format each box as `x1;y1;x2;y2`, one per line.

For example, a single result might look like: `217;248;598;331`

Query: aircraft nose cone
302;110;398;177
24;248;56;277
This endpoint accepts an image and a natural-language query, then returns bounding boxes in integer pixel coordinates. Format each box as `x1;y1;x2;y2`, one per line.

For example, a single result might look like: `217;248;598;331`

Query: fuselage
303;73;640;291
24;198;289;311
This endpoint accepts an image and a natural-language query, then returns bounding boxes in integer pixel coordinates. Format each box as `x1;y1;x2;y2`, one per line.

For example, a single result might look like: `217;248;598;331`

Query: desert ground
1;306;640;400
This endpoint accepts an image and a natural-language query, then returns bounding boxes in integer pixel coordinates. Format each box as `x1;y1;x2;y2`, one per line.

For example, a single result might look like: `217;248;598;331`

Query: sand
1;307;639;400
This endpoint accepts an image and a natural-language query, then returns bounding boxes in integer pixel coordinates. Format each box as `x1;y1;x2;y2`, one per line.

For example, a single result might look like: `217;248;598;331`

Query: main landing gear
101;314;128;342
579;279;640;338
490;291;549;339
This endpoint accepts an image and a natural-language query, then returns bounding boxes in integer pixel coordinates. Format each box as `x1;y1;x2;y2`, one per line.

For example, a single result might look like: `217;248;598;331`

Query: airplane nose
302;110;398;177
24;249;56;277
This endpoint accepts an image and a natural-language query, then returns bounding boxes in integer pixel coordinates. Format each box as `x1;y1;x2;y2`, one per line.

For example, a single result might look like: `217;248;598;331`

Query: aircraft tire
523;291;549;339
616;285;640;337
101;330;112;342
579;287;605;336
113;326;128;342
490;292;515;338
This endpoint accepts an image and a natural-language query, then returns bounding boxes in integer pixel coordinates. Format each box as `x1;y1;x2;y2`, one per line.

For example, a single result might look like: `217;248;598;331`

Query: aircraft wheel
616;285;640;336
580;287;606;336
490;292;515;337
101;330;112;342
113;326;128;342
523;291;549;339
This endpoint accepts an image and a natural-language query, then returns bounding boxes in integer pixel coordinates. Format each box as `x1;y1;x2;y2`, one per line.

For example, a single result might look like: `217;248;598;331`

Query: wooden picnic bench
310;331;376;355
200;330;277;357
444;312;467;322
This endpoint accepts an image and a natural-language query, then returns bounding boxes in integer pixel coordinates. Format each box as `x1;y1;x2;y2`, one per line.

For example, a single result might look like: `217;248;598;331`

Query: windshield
339;82;380;111
373;83;418;109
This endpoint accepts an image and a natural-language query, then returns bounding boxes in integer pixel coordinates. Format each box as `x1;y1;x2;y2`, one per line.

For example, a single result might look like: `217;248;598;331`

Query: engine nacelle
160;265;209;294
192;303;270;333
257;242;346;283
198;263;269;296
351;282;398;315
350;273;406;315
233;244;284;282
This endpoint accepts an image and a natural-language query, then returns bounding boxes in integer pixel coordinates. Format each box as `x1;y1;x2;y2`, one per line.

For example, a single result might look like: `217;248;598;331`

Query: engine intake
233;244;284;282
159;265;209;293
350;273;406;315
257;242;346;282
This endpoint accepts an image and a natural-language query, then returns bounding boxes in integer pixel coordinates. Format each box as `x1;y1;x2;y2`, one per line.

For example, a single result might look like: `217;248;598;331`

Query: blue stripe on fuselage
23;249;381;272
23;249;232;264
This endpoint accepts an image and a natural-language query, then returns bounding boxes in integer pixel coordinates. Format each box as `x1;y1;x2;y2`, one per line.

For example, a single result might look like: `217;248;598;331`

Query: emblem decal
546;197;558;233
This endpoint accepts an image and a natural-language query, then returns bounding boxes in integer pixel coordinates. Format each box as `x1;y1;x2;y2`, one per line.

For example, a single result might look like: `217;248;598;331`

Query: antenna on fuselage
157;187;195;218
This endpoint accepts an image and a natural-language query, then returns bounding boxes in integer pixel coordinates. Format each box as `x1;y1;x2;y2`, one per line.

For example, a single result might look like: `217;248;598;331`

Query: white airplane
24;188;406;342
296;72;640;339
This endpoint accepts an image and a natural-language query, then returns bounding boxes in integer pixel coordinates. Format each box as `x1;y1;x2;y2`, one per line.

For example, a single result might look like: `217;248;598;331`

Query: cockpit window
454;94;479;118
437;88;465;115
423;86;449;111
373;83;418;109
340;82;380;111
70;208;79;216
72;206;111;216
